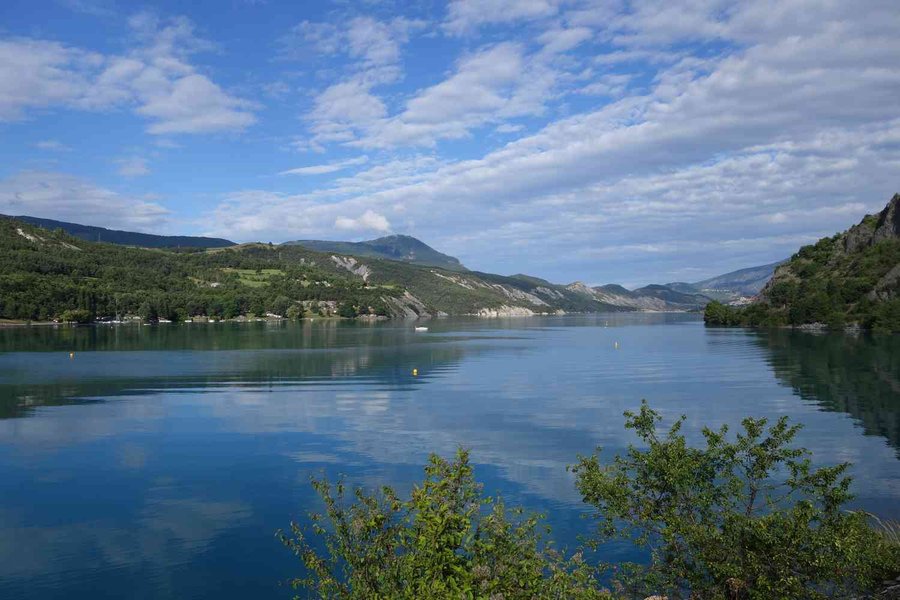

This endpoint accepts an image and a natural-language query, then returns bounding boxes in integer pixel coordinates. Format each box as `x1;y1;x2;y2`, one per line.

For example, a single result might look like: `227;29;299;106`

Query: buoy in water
412;368;418;376
614;341;619;349
69;352;74;359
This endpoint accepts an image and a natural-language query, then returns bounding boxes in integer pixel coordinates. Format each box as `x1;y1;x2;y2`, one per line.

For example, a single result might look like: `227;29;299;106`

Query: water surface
1;314;898;599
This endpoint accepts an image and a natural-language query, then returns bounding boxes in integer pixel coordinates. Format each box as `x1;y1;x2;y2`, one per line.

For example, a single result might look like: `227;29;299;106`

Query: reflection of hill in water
0;322;485;419
754;330;900;454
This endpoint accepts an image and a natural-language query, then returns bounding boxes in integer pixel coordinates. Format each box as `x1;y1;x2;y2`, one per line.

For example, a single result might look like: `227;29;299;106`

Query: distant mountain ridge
568;282;711;311
8;215;235;249
283;234;467;271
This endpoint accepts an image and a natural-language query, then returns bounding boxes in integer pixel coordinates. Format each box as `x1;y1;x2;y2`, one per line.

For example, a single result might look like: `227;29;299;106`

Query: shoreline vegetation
280;402;900;600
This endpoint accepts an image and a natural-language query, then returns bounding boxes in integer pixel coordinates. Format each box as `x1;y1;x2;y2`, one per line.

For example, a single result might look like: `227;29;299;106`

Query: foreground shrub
282;405;899;599
280;448;605;599
572;402;900;599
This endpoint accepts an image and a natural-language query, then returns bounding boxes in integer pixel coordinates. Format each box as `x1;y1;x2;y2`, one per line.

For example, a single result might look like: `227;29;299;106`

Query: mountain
705;193;900;332
283;234;467;271
664;261;785;302
8;215;235;248
565;282;710;311
692;261;785;296
0;216;625;322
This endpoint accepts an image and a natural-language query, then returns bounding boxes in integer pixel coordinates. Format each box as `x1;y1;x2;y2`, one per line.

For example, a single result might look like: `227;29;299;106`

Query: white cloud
335;209;391;233
280;156;369;176
444;0;562;35
306;79;388;148
345;42;563;148
537;26;593;54
0;171;169;231
117;157;150;177
33;140;71;151
0;14;256;134
495;123;524;133
289;16;425;150
208;0;900;284
0;39;101;120
137;73;256;134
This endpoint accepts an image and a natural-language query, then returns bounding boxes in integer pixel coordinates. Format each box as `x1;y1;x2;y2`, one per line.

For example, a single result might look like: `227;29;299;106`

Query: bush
280;449;605;599
337;303;358;319
59;308;93;323
282;404;899;599
572;401;899;599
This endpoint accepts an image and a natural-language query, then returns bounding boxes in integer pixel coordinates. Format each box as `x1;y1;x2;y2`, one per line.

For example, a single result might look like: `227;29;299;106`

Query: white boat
414;326;429;332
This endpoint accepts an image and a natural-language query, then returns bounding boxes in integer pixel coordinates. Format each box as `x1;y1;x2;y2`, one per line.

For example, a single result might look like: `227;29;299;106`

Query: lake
1;314;898;599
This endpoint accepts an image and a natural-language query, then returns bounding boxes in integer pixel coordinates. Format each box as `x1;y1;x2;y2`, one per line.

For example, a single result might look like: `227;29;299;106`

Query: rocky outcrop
869;264;900;302
432;271;549;306
534;286;564;299
844;193;900;253
331;255;371;282
383;291;429;319
472;305;537;317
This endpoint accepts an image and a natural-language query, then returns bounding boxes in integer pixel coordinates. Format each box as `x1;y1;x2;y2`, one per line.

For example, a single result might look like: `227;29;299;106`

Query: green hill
8;215;235;248
0;217;623;322
283;234;466;271
705;193;900;332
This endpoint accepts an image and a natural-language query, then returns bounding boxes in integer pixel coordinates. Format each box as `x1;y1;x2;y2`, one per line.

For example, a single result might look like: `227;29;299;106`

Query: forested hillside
10;215;235;248
705;193;900;332
0;217;622;322
284;234;467;271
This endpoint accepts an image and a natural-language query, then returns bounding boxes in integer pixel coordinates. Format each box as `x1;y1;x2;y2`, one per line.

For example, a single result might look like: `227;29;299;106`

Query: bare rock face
844;193;900;253
869;263;900;302
383;291;429;319
331;255;371;282
473;305;536;317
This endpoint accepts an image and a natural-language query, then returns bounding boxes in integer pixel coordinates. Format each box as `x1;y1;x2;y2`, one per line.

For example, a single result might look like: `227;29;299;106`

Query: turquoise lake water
0;314;898;599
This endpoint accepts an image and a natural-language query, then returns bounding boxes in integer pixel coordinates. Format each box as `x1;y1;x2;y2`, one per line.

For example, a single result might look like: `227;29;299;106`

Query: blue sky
1;0;899;287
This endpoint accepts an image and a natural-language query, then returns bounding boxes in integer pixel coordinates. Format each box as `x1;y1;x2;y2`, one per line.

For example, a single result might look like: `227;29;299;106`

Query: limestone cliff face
844;193;900;254
331;255;372;282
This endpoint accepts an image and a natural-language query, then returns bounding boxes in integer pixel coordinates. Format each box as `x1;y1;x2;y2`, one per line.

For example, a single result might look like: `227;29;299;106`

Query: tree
338;302;358;319
60;308;92;323
571;401;899;599
280;449;605;600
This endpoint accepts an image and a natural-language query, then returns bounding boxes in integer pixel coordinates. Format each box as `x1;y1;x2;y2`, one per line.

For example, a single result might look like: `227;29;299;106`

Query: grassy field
221;268;285;287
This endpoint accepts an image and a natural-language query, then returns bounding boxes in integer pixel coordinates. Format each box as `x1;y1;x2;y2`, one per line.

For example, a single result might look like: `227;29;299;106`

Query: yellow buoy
412;368;418;376
69;352;74;359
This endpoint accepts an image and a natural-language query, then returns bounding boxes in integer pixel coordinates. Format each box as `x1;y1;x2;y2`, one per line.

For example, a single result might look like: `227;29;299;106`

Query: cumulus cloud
0;14;256;134
0;171;169;231
335;209;391;233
